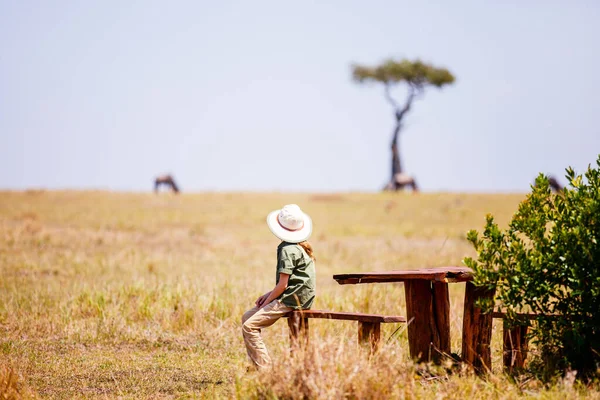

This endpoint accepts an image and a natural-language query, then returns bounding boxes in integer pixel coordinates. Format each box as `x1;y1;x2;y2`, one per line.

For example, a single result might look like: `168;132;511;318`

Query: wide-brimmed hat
267;204;312;243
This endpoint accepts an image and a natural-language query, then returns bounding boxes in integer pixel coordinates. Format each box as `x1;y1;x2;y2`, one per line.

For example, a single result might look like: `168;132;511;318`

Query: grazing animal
383;173;419;192
534;176;562;193
548;176;562;192
154;174;180;194
383;145;418;192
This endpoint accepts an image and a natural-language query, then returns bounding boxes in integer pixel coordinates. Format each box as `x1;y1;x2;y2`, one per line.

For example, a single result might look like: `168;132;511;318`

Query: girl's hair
298;241;315;261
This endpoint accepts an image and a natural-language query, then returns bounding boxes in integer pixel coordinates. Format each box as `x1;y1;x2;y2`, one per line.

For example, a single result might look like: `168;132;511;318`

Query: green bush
464;156;600;380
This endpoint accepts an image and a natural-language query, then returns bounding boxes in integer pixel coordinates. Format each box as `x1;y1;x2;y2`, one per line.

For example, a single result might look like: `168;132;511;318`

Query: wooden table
334;266;494;370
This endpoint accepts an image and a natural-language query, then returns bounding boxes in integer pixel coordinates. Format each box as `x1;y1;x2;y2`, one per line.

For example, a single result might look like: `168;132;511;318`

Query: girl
241;204;316;369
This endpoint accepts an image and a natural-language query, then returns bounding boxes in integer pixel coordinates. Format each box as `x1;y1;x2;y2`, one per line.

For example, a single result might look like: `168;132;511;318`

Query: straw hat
266;204;312;243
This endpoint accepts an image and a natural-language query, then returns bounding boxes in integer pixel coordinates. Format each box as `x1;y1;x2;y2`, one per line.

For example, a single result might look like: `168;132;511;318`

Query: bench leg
358;322;381;353
404;280;451;363
461;281;495;374
287;312;309;349
503;321;528;374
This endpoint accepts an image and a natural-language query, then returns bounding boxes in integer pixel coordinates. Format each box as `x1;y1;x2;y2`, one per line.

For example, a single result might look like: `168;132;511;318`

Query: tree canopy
352;58;455;93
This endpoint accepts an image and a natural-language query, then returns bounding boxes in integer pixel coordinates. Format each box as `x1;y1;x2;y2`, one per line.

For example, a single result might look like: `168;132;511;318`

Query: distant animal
548;176;562;192
154;174;180;194
534;175;562;193
383;143;419;192
384;173;419;192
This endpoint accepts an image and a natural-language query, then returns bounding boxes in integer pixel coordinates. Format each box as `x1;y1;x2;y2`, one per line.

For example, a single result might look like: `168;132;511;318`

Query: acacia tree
352;59;455;190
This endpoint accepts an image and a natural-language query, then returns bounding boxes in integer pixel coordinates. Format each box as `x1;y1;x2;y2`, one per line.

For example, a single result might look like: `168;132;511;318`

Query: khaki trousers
242;300;293;368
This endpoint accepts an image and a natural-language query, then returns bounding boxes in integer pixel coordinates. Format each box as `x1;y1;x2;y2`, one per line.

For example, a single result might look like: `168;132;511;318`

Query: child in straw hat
241;204;316;369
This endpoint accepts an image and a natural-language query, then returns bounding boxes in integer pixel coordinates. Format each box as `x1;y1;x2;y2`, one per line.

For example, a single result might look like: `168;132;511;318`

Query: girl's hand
256;274;289;309
255;292;270;308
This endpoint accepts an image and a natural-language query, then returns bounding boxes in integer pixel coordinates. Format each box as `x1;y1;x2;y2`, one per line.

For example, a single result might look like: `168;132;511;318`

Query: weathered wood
432;281;451;359
403;280;452;363
503;321;529;373
358;322;381;353
405;280;433;362
333;266;473;285
285;310;404;354
284;310;406;324
287;312;309;348
461;281;495;374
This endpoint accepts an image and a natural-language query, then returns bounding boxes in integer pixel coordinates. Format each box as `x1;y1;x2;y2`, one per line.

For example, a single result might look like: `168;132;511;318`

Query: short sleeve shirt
276;242;316;309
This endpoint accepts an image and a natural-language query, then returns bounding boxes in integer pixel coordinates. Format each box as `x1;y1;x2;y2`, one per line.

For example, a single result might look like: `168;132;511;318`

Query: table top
333;266;473;285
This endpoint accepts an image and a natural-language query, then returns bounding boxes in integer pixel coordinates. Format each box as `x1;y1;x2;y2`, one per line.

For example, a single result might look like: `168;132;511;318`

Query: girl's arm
255;291;272;307
257;273;290;308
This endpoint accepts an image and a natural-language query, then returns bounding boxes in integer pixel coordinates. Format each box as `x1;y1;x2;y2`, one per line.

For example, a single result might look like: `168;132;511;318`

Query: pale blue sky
1;1;599;192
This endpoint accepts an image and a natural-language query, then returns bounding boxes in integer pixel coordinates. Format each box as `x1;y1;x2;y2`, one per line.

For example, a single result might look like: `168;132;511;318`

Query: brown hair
298;241;315;261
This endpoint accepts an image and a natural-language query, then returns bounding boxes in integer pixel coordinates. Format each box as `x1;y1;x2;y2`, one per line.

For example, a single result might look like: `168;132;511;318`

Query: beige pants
242;300;293;368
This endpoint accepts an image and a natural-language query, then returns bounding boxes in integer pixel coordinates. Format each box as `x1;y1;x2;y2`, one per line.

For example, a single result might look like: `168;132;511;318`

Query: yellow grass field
1;191;598;399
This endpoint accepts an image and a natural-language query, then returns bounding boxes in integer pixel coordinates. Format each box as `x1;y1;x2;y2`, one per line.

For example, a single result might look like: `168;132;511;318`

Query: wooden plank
503;320;529;373
358;321;381;353
284;310;406;324
461;281;495;374
333;267;473;285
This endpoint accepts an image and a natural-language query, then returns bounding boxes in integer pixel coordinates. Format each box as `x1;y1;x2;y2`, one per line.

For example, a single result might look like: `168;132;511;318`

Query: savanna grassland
1;191;598;399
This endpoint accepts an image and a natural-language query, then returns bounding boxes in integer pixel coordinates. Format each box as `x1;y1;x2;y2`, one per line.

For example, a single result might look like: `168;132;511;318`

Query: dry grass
0;365;36;399
1;191;598;399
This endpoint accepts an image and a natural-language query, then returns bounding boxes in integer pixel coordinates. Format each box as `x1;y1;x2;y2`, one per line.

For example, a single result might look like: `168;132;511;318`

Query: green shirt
276;242;316;309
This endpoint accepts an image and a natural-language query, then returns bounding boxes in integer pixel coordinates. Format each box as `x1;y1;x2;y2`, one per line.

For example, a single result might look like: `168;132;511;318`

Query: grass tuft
0;365;36;399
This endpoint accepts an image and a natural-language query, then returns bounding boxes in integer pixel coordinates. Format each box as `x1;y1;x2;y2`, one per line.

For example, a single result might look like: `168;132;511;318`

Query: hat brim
266;209;312;243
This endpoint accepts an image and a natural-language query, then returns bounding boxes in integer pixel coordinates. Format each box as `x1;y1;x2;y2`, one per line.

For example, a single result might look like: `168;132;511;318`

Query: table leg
461;281;495;374
433;281;451;358
404;280;451;363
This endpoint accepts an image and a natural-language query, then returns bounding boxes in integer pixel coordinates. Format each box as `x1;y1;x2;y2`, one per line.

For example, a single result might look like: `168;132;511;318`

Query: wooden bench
284;310;406;352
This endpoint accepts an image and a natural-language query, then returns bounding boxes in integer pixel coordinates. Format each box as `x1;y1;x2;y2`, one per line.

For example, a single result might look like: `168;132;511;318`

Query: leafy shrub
464;156;600;380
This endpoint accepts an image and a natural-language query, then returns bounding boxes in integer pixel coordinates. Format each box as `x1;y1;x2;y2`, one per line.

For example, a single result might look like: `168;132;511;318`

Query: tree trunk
390;122;402;183
383;84;416;191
